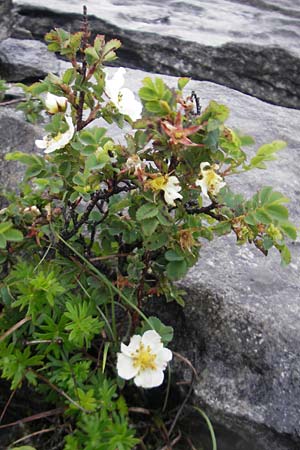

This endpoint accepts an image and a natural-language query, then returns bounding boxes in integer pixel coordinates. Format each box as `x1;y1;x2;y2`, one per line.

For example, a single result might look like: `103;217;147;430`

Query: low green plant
0;8;297;450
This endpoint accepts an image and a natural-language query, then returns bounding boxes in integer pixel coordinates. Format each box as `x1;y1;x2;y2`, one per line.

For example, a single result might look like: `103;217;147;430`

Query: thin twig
167;373;195;439
8;426;58;447
0;388;17;424
30;370;93;414
128;407;151;415
0;407;64;430
0;97;26;106
0;317;31;343
158;430;182;450
186;436;198;450
173;351;198;379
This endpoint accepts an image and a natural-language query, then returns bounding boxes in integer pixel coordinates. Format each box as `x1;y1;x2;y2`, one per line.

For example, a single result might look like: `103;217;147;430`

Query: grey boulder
12;0;300;108
0;107;42;205
1;62;300;449
0;0;14;41
0;38;67;82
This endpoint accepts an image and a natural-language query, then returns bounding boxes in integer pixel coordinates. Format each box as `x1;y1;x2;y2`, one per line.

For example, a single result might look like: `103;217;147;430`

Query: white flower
117;330;172;389
35;116;75;154
104;68;143;121
195;162;226;198
45;92;67;114
148;175;183;206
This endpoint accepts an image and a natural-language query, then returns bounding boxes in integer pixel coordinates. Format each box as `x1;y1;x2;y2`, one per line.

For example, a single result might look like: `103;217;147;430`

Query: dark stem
76;5;89;131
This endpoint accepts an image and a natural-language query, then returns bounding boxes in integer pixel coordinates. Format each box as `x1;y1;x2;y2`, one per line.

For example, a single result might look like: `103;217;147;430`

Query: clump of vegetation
0;8;296;450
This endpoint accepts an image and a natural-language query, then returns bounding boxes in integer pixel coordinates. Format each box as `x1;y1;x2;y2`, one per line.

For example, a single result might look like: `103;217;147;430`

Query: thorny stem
76;5;89;131
62;182;136;240
184;200;226;221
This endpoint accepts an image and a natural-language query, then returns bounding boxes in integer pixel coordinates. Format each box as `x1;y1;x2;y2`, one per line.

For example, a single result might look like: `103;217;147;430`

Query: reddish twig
0;407;65;430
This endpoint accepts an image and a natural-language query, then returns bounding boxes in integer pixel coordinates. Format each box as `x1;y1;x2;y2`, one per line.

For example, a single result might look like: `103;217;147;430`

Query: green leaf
279;244;291;266
141;218;159;236
3;229;23;242
84;46;100;64
213;222;232;236
247;140;286;169
146;232;169;250
166;260;188;280
143;316;174;344
0;234;7;249
0;221;12;234
62;68;76;85
280;222;297;240
178;77;190;90
265;204;289;222
165;250;184;262
136;203;159;221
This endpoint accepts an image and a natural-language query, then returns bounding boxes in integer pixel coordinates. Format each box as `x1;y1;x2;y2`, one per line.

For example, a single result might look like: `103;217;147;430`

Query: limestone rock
0;0;14;41
0;38;67;82
0;107;42;205
12;0;300;108
1;63;300;448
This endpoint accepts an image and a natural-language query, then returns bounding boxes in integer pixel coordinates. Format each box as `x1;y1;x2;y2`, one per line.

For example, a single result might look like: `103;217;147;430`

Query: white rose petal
105;68;142;121
163;176;183;206
35;116;74;154
196;162;226;198
45;92;67;114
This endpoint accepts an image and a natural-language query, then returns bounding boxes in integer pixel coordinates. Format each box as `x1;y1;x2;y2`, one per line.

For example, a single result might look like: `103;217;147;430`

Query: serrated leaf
166;260;188;280
141;218;159;236
146;232;168;250
3;229;23;242
165;250;184;262
62;68;76;85
213;222;232;236
84;47;99;64
265;204;289;221
280;223;297;240
136;203;159;221
254;209;272;224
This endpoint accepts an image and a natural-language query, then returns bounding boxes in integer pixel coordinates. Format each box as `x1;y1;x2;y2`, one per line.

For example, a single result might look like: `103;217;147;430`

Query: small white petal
35;138;47;149
134;368;164;389
117;353;139;380
155;348;173;370
118;88;142;121
200;162;210;171
164;189;183;206
121;335;142;357
142;330;163;353
45;92;67;114
195;178;208;198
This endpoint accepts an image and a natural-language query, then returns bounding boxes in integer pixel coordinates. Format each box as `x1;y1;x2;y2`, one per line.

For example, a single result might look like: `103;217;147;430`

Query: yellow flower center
53;132;63;142
174;131;184;139
149;176;167;191
132;343;157;371
205;170;217;185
